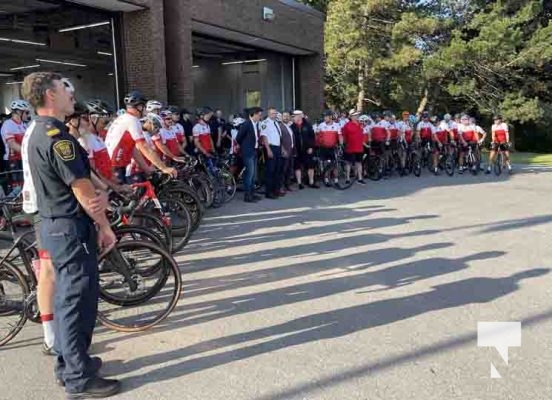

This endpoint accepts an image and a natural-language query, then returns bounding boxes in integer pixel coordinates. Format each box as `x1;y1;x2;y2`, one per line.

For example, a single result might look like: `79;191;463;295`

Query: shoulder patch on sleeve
46;128;61;136
53;139;76;161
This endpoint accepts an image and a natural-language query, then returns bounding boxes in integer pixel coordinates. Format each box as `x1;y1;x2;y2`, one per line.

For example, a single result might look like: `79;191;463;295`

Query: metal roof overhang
65;0;146;12
192;20;316;56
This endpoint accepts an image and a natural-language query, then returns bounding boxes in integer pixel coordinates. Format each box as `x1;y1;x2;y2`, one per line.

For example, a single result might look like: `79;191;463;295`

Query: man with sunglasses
1;99;31;189
105;90;177;183
84;99;113;141
152;109;188;163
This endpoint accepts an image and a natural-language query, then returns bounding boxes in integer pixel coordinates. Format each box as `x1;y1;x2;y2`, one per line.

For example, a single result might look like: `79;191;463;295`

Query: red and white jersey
172;122;185;144
160;127;180;157
439;120;457;133
417;121;435;140
128;131;154;176
371;120;390;141
315;121;341;148
193;120;213;153
492;122;509;143
338;118;349;128
457;124;477;142
397;121;413;143
388;121;400;140
78;133;112;180
105;113;145;167
433;124;448;142
1;118;26;161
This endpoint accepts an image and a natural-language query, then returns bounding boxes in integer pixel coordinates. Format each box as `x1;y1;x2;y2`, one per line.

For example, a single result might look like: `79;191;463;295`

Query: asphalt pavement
1;166;552;400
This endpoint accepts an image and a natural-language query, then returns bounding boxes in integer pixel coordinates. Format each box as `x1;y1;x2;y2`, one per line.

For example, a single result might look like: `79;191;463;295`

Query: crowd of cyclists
0;95;513;202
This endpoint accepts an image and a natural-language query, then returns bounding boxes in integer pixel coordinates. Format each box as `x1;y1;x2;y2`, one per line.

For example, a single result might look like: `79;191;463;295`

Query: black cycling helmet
197;106;213;117
493;114;503;120
67;102;88;119
84;99;113;115
167;105;180;114
124;90;147;107
322;109;334;117
421;111;430;118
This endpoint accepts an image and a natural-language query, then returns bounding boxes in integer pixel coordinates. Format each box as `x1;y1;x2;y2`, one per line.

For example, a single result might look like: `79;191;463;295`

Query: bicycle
492;142;510;176
0;200;183;346
321;147;355;190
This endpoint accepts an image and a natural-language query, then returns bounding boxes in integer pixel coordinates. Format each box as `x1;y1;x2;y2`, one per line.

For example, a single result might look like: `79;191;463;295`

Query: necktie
274;120;282;137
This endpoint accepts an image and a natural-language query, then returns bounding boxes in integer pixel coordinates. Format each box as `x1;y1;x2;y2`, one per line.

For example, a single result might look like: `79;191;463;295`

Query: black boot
244;192;254;203
66;377;121;399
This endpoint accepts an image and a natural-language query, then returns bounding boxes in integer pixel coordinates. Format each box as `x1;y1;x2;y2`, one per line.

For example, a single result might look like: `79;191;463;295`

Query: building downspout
292;56;296;110
110;17;120;109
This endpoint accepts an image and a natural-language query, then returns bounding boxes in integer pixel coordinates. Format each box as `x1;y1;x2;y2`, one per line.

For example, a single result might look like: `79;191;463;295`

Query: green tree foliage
321;0;552;150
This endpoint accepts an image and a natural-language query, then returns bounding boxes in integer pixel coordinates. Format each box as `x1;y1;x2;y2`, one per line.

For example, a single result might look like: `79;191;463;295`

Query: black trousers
264;145;281;195
280;157;292;189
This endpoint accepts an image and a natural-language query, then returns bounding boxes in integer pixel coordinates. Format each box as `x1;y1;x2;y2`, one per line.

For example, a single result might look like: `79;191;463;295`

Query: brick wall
298;53;325;117
121;3;168;102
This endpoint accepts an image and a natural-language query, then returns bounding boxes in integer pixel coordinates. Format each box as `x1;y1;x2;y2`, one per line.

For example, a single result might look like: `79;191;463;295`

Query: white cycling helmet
359;114;370;123
10;99;30;112
146;100;163;113
116;108;126;117
141;112;163;131
61;77;75;93
232;117;246;127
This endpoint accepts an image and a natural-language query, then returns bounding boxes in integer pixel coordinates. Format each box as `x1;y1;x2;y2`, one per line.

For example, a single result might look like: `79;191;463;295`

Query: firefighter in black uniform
22;71;121;399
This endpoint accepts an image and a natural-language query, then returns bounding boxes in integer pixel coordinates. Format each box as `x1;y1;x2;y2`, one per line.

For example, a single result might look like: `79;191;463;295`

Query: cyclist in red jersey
316;109;343;186
84;99;113;141
486;115;512;174
431;116;448;175
168;105;186;146
1;99;30;188
104;90;176;183
127;113;163;182
153;109;187;162
342;110;366;185
193;107;215;157
396;111;413;172
416;112;434;146
457;114;478;173
369;113;391;156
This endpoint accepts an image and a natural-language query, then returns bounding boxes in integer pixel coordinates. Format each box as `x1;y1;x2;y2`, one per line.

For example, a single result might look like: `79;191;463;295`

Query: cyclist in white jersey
104;90;176;183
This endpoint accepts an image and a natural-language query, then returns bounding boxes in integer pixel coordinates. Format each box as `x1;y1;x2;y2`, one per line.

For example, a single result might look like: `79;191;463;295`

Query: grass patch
511;152;552;166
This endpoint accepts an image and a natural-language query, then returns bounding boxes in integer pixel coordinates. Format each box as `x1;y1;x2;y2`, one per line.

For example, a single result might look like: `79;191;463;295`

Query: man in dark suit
236;107;263;203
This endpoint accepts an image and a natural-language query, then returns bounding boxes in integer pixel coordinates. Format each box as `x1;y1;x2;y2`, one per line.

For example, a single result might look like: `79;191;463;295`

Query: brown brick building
0;0;325;117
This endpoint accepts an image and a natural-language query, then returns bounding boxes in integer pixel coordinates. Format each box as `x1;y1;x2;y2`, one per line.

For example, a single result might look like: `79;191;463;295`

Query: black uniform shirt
27;116;90;218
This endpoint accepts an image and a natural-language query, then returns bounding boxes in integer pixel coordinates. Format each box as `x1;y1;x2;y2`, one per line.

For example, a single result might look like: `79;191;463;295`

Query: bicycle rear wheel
160;187;203;231
367;156;383;181
97;240;182;332
189;174;213;208
0;261;29;347
412;154;422;177
159;198;192;253
221;171;237;203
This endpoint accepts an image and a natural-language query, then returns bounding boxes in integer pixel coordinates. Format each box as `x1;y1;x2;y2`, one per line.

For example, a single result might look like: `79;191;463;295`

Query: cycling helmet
66;102;88;119
141;113;163;131
197;106;213;117
421;111;430;118
232;117;246;127
160;110;172;119
116;109;126;117
409;115;418;124
124;90;147;107
454;113;461;120
359;114;370;123
84;99;113;115
493;114;503;120
146;100;163;113
430;116;438;123
383;111;393;118
167;105;180;114
322;109;334;117
443;113;452;121
10;99;30;112
461;114;470;121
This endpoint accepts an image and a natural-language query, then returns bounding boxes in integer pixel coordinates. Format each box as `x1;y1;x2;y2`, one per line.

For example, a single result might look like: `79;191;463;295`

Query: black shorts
295;152;316;169
318;148;335;161
345;152;363;163
370;141;386;155
389;139;399;151
491;142;509;151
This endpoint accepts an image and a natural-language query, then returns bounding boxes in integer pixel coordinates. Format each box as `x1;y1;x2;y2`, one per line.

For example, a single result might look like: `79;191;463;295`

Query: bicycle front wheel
97;240;182;333
494;153;503;176
325;160;354;190
0;261;29;347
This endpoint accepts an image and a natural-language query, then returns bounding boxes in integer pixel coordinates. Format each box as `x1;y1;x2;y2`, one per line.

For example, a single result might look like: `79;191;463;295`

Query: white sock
41;316;55;347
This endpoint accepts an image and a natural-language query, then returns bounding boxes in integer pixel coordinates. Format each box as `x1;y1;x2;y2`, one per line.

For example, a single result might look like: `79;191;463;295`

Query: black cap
246;107;263;116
